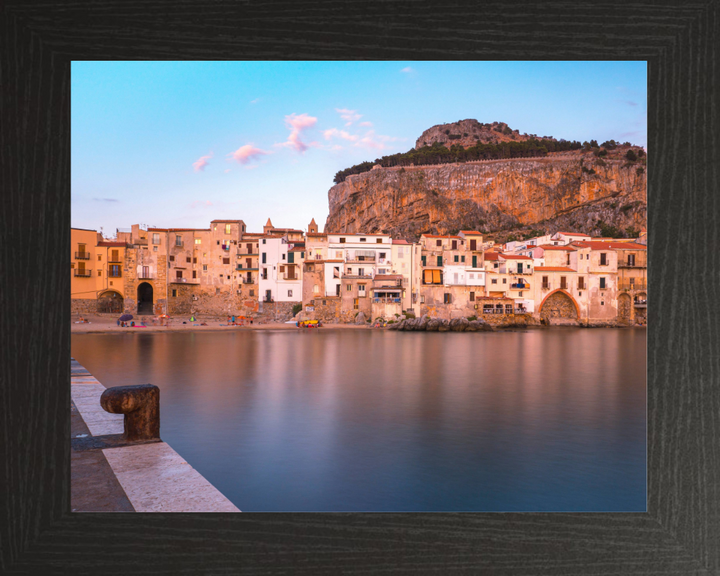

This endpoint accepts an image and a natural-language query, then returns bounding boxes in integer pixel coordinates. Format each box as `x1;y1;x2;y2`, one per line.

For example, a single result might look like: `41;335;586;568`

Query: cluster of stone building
71;219;647;326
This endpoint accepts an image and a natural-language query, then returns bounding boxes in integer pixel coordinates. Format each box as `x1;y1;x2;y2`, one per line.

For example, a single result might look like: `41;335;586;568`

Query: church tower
308;218;318;234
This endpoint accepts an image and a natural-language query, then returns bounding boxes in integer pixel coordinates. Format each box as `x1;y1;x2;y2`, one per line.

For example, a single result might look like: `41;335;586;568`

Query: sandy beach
71;313;372;334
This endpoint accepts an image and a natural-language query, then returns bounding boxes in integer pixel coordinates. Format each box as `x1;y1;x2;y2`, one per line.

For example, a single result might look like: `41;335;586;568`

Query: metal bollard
100;384;160;443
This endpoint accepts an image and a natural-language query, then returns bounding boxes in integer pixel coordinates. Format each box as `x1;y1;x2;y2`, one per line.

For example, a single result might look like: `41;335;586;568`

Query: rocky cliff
324;152;646;241
415;119;547;150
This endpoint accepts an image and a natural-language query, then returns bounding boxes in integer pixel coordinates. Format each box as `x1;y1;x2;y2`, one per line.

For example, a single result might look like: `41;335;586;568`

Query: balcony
75;252;90;260
510;283;530;290
173;241;184;249
372;297;402;304
619;282;647;291
236;266;259;271
74;269;92;277
138;273;156;280
170;277;199;284
618;262;644;268
375;279;403;288
343;274;373;279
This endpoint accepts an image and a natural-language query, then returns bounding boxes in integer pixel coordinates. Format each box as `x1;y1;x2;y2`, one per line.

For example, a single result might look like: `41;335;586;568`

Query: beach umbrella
119;314;133;322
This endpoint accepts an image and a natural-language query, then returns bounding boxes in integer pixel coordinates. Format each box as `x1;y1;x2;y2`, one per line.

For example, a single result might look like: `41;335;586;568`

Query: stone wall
539;291;578;323
71;298;98;315
255;301;299;323
300;297;342;323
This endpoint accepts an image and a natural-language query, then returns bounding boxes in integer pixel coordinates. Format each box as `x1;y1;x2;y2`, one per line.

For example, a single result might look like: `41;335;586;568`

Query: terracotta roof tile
534;266;576;272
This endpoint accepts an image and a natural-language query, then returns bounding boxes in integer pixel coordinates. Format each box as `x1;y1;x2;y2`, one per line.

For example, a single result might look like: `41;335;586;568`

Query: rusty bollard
100;384;160;443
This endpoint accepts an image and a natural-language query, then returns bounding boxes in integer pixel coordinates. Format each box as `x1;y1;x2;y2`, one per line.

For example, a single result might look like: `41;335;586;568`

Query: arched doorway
617;293;632;324
137;282;154;314
539;290;579;323
98;290;124;314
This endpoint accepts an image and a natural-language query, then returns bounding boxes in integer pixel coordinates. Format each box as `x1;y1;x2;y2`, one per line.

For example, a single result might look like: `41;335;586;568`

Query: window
502;278;506;284
223;258;230;265
358;268;364;276
376;239;382;244
193;257;197;264
175;235;182;247
262;253;266;264
600;253;607;265
461;256;465;263
444;293;452;304
195;238;201;245
454;255;459;263
566;254;570;265
339;238;346;243
203;264;207;271
470;291;475;301
437;256;442;266
98;254;102;261
600;277;606;289
491;279;497;284
280;265;285;273
470;239;477;250
225;224;232;234
176;270;183;279
109;265;121;277
436;239;442;247
172;289;177;297
282;254;286;260
192;271;197;279
153;246;158;252
628;254;636;266
313;284;319;294
262;239;266;244
494;263;499;269
420;295;425;304
186;257;191;263
379;252;386;259
250;290;254;296
560;276;567;290
288;252;294;263
578;277;585;289
421;255;426;266
347;284;352;291
542;276;549;289
360;238;366;242
152;233;160;245
354;298;359;309
452;240;457;250
246;243;252;252
169;255;175;262
288;290;293;297
358;284;366;295
97;269;102;277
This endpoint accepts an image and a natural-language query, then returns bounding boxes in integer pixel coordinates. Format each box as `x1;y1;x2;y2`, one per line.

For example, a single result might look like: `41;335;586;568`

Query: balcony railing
372;297;401;304
618;262;644;268
73;269;92;277
138;273;156;279
170;277;198;284
75;252;90;260
236;266;259;271
173;241;184;248
510;283;530;289
375;279;403;288
619;282;647;291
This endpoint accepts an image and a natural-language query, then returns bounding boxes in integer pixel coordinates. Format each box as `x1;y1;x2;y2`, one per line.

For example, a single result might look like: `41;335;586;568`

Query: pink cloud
278;113;318;153
335;108;362;126
229;144;270;164
323;128;358;142
189;200;213;209
359;121;373;127
354;130;400;151
192;152;213;172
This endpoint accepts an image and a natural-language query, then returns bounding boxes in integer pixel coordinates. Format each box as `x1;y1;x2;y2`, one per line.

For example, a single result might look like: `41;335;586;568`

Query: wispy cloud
359;121;373;127
335;108;361;126
323;128;358;142
354;130;400;151
92;198;119;203
192;152;213;172
250;98;261;104
617;99;638;107
189;200;213;209
229;144;270;164
277;113;318;153
400;66;414;74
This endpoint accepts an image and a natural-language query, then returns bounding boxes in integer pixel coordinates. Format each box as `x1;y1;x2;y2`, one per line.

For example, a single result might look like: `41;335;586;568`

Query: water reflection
72;328;646;512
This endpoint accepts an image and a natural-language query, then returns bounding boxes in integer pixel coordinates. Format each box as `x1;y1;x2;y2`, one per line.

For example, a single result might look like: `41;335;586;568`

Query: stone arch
539;289;579;322
98;289;124;314
617;293;632;324
137;282;154;314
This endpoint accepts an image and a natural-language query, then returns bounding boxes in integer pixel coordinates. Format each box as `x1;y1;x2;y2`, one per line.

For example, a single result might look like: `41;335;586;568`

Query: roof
534;266;576;272
71;227;98;232
289;246;306;252
555;231;590;237
306;233;328;237
211;219;245;223
392;239;410;245
323;259;345;263
328;233;390;237
97;242;127;247
539;245;576;251
374;274;403;280
147;227;210;232
500;254;532;260
309;218;317;225
484;252;500;261
421;234;462;239
265;218;273;226
459;230;483;235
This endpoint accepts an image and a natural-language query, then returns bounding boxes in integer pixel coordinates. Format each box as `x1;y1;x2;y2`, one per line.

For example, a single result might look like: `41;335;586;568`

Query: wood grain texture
1;0;718;573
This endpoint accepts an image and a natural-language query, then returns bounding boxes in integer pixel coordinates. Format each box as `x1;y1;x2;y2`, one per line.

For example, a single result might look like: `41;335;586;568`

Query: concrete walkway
71;359;240;512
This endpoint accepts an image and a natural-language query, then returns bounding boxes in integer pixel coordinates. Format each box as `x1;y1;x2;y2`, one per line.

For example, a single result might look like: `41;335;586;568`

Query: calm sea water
71;328;646;512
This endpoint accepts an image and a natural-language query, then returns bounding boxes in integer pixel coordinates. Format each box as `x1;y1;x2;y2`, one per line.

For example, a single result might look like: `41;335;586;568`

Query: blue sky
71;61;647;236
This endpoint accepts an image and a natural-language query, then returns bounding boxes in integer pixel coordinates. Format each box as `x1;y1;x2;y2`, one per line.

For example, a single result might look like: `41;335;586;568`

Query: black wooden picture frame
2;1;718;573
